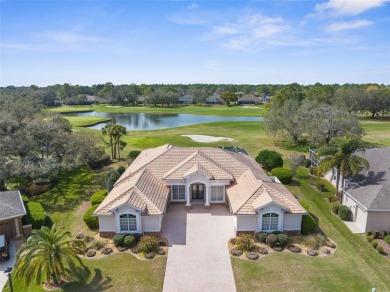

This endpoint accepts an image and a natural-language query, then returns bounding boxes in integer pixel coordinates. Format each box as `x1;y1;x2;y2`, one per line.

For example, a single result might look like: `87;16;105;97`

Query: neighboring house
178;94;194;104
206;94;223;104
341;147;390;232
94;145;306;237
137;96;146;104
236;94;261;105
85;95;97;104
259;95;272;103
0;191;26;239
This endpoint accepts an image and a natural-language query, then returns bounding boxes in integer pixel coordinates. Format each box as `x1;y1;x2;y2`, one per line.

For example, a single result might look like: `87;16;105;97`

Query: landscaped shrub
91;240;105;250
83;204;99;229
373;230;379;239
255;150;283;171
338;205;351;221
384;235;390;245
107;170;121;191
365;230;372;236
301;214;316;235
127;150;141;161
331;202;341;214
257;232;268;243
303;158;311;168
21;195;29;204
24;202;46;229
271;168;293;184
236;234;253;251
265;234;278;247
303;234;326;250
90;190;108;205
370;240;378;248
277;234;291;247
117;166;126;175
376;245;384;254
124;235;136;247
113;234;125;247
87;154;111;169
138;236;159;253
315;180;326;192
366;235;374;242
309;166;319;176
381;231;388;238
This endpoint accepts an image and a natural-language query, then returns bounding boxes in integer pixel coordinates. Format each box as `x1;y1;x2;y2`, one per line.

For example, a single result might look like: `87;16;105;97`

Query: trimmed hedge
127;150;141;161
124;235;136;247
331;202;341;214
338;205;351;221
83;204;99;230
271;168;293;184
255;150;283;171
236;234;253;251
90;190;108;205
257;232;268;243
113;234;125;247
370;240;378;248
24;202;46;229
277;234;291;247
117;166;126;175
373;230;379;239
366;235;374;242
301;214;316;235
265;234;278;247
384;235;390;244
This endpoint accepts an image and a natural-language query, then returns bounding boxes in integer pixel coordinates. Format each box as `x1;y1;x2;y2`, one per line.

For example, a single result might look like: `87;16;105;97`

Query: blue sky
1;0;389;86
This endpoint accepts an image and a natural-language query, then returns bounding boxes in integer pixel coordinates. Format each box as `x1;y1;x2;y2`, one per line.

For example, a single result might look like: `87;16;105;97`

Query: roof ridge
162;150;200;179
133;186;160;214
197;150;233;178
95;188;134;214
235;175;264;213
263;182;301;210
220;148;252;171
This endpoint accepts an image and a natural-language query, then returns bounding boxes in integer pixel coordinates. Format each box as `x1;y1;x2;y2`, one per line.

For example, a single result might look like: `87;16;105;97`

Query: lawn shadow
289;179;301;187
65;267;112;291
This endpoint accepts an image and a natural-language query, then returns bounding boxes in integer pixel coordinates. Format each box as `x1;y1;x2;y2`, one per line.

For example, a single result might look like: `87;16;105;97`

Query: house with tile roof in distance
94;145;306;237
236;94;261;105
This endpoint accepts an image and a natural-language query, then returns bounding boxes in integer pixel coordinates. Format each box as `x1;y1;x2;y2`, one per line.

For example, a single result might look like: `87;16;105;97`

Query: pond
65;111;262;131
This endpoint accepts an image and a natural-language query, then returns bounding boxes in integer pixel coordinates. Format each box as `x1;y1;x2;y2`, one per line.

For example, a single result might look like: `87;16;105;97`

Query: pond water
65;111;262;131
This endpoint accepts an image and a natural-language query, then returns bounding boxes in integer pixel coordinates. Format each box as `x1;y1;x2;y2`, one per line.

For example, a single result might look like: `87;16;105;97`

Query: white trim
115;209;142;234
210;185;225;203
170;184;186;201
257;206;284;232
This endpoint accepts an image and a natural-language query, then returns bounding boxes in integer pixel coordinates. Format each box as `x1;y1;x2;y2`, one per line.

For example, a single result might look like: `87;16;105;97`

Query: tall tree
220;91;238;106
102;123;115;159
111;124;127;160
14;225;85;287
317;135;370;195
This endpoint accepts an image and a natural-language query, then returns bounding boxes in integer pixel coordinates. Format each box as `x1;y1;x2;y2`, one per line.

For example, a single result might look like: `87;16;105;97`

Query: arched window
119;214;137;232
262;213;279;231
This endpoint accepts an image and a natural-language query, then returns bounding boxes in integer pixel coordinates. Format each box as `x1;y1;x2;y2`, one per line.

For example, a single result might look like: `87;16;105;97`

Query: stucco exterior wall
143;215;163;232
366;211;390;231
98;215;115;231
283;214;302;231
342;192;368;231
236;215;257;231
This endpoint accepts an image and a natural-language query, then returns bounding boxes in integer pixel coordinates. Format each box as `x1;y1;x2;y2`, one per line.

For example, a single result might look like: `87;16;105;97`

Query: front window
210;186;224;202
262;213;279;231
170;185;186;201
119;214;137;232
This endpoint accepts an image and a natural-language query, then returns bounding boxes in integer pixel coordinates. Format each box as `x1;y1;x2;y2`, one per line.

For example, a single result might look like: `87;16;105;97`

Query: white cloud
326;19;373;32
315;0;389;16
188;3;199;10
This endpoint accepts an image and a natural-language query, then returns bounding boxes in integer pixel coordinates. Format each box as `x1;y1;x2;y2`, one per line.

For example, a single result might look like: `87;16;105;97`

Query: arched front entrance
191;183;205;200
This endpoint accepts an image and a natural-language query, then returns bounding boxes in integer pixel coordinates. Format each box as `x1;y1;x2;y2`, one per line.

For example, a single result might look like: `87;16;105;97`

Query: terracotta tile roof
95;144;305;216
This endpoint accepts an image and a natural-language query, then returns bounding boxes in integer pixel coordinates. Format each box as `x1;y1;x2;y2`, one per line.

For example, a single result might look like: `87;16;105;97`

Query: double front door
191;184;204;200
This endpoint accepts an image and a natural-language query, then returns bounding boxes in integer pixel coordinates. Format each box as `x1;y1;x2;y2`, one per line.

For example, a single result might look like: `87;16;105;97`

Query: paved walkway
343;221;364;234
0;240;22;292
162;204;236;292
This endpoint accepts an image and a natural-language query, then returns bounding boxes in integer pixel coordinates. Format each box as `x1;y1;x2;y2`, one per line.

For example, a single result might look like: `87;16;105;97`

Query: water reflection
65;111;262;131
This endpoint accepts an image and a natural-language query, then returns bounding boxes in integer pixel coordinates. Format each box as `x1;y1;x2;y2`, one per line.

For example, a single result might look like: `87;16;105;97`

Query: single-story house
94;145;306;237
236;94;261;105
206;94;223;104
341;147;390;232
178;95;194;104
85;95;97;104
0;191;26;239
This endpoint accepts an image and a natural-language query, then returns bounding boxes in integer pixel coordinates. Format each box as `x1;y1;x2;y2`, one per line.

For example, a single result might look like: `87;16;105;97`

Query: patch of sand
181;134;234;143
106;106;122;108
242;106;259;108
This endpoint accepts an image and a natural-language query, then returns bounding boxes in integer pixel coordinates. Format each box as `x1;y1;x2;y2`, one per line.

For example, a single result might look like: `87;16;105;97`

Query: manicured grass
232;167;390;291
360;119;390;147
3;253;166;292
65;116;111;127
48;104;267;117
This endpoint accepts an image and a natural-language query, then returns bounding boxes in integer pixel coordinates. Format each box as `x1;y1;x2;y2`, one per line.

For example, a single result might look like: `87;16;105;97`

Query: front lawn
3;253;166;292
232;167;390;291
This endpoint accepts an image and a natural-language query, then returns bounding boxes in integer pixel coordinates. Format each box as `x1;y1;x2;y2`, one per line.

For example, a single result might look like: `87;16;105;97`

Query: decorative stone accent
118;247;128;252
76;233;84;239
157;249;166;255
82;247;89;253
145;252;155;259
325;241;336;248
231;248;243;257
307;249;318;256
102;248;113;255
257;247;268;255
321;248;331;255
288;245;302;253
131;247;140;254
245;252;259;260
273;246;284;252
87;250;96;257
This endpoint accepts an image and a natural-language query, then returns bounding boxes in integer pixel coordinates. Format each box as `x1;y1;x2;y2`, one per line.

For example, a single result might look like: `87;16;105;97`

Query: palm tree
14;225;85;287
317;135;370;196
102;122;115;159
111;124;127;160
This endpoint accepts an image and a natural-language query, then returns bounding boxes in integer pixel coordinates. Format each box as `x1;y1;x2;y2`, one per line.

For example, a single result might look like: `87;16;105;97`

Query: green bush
138;236;159;253
373;230;379;239
384;235;390;244
257;232;268;243
117;166;126;175
376;245;384;254
365;230;372;236
83;204;99;230
366;235;374;242
331;202;341;214
370;240;378;248
265;234;278;247
124;235;136;247
301;214;316;235
303;159;311;168
338;205;351;221
112;234;125;247
381;231;388;238
309;166;319;176
303;234;327;250
21;195;29;203
315;180;326;192
271;168;293;184
107;170;121;191
87;154;111;169
24;202;46;229
255;150;283;171
90;190;108;205
277;234;291;247
236;234;253;251
127;150;141;161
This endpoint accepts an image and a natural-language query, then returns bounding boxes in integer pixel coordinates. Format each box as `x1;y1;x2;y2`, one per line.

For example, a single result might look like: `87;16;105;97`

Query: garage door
355;206;367;231
0;220;13;238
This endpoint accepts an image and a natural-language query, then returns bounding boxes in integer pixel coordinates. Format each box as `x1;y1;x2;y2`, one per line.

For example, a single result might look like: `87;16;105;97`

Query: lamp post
4;267;13;292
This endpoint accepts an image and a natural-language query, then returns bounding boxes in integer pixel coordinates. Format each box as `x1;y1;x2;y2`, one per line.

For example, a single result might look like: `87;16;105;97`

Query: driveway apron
0;240;22;292
162;204;236;292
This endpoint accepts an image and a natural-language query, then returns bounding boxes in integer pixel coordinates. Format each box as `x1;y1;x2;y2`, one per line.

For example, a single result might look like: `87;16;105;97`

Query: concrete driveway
0;240;21;292
162;204;236;292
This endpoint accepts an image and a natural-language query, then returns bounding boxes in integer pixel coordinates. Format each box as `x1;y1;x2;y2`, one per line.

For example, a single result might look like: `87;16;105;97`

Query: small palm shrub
271;168;293;184
124;235;136;247
301;214;316;235
138;236;159;253
235;234;253;251
376;245;384;254
83;204;99;229
338;205;351;221
277;234;291;247
257;232;268;243
265;234;278;247
112;234;125;247
303;234;327;250
384;235;390;244
90;190;108;205
366;235;374;242
91;240;105;250
255;150;283;171
370;240;378;248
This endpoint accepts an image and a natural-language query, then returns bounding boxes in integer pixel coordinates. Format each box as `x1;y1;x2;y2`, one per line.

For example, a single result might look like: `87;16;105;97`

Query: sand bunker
181;135;234;143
